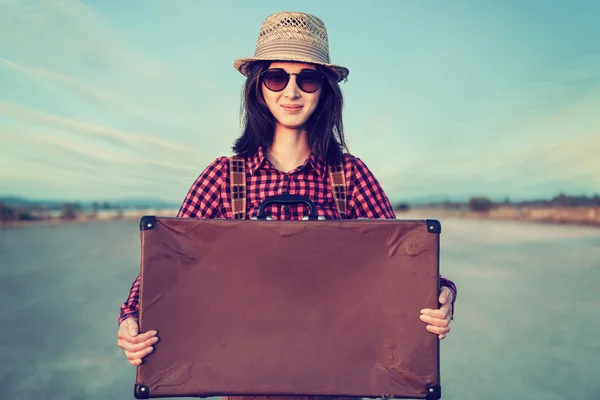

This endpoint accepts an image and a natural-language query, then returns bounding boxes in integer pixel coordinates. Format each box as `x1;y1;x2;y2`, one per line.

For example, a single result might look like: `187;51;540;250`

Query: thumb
439;287;450;304
127;318;139;337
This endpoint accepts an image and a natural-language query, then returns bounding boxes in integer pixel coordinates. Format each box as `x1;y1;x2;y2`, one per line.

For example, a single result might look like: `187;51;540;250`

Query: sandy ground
400;206;600;228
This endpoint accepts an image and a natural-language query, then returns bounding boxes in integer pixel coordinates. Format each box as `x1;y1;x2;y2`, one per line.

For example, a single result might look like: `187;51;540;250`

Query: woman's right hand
117;317;159;366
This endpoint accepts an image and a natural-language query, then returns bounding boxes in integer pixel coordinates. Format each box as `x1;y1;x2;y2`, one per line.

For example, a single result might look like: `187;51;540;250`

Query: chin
277;117;308;130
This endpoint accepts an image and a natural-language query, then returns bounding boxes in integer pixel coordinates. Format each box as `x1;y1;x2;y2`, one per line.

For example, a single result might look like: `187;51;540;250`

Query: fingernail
151;330;158;336
419;315;426;321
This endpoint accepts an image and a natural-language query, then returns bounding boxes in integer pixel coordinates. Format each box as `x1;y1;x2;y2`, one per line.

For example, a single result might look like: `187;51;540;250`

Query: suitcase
133;195;443;400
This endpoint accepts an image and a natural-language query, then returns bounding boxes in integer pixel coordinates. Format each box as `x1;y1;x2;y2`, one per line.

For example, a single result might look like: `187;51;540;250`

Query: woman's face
261;62;322;131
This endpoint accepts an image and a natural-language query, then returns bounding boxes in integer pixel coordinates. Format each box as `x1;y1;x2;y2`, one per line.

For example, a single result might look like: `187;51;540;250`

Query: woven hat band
255;41;330;65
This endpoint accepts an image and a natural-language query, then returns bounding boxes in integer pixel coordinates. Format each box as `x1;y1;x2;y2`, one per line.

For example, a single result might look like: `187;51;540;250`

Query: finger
426;324;451;336
130;359;142;367
440;302;453;318
119;332;159;352
419;314;449;328
118;332;158;354
118;327;158;343
420;308;447;319
126;318;139;337
129;335;160;353
439;333;446;340
438;287;453;305
125;345;155;362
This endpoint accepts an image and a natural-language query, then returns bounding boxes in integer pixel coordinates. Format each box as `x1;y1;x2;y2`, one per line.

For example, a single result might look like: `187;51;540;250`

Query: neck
267;125;311;173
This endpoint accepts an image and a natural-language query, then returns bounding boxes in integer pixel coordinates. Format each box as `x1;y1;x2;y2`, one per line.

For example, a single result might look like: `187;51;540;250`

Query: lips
281;104;303;110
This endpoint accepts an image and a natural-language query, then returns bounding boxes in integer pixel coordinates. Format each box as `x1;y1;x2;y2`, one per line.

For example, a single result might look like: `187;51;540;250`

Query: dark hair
232;61;348;163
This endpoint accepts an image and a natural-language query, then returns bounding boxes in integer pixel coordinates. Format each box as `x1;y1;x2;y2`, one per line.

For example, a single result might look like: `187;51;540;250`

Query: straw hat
234;11;349;82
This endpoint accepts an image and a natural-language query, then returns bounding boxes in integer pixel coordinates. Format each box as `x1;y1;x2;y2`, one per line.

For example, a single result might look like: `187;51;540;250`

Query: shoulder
340;153;375;177
199;156;230;180
340;152;387;192
187;156;232;192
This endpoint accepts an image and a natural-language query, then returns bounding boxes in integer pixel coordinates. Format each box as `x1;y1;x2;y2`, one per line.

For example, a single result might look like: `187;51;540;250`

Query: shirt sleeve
117;157;228;325
177;156;229;218
345;156;396;220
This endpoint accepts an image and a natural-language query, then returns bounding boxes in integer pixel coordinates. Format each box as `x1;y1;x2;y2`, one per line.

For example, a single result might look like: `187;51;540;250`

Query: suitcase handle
256;194;319;220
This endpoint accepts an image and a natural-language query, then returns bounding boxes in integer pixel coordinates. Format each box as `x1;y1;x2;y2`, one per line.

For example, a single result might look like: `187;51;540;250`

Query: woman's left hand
419;286;454;340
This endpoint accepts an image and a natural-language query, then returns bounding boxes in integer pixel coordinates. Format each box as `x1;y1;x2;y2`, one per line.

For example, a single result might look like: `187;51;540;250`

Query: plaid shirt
118;148;457;324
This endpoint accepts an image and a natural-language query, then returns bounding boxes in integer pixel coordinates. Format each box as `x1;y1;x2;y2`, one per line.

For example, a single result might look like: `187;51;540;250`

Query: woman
117;9;456;387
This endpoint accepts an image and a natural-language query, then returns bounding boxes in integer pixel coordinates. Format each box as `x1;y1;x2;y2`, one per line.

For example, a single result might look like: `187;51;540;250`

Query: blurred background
1;1;599;399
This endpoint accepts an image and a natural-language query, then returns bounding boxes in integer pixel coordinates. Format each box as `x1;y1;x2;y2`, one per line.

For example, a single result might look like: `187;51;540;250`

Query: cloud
0;1;221;124
0;57;152;120
0;0;167;80
378;132;600;201
0;102;211;162
3;127;196;174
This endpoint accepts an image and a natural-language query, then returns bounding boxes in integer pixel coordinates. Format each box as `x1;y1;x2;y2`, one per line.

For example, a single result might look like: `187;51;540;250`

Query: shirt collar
247;146;267;175
247;146;327;178
304;151;327;178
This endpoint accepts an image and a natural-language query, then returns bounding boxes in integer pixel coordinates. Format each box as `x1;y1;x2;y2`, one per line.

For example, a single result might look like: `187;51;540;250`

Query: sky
1;0;599;205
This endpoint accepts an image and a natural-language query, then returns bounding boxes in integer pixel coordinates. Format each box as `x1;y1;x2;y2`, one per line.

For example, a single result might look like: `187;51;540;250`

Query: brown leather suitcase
133;196;443;400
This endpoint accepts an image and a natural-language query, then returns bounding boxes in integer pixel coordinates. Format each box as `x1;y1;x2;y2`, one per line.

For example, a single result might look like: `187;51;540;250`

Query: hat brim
234;56;349;83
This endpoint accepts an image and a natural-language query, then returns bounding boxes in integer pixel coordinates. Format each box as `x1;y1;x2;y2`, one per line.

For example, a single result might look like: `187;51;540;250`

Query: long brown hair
232;61;348;163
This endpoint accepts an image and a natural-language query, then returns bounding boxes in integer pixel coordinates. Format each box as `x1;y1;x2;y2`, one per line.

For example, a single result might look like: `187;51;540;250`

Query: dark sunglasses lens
297;71;323;92
263;71;288;91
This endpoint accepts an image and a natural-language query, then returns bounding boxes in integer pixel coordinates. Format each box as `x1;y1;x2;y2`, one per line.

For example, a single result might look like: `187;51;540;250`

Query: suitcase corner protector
140;216;157;231
425;219;441;234
134;383;150;399
425;383;441;400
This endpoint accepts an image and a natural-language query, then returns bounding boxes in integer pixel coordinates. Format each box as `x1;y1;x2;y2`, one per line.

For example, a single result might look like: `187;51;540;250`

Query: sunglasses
261;68;325;93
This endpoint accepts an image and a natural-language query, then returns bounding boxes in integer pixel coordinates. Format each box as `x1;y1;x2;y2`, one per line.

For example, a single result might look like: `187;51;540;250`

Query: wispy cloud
0;1;222;125
0;102;210;162
0;57;152;120
2;127;196;176
0;0;167;80
380;132;600;201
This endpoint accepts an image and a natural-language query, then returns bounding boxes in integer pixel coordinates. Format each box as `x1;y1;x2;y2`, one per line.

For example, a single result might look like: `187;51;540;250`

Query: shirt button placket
282;174;290;219
282;174;289;194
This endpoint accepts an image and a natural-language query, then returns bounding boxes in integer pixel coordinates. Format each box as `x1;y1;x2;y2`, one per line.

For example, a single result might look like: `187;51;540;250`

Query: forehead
268;61;317;71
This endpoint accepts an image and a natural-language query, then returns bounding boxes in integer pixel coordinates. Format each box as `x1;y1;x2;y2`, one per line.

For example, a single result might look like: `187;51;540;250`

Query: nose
283;74;300;99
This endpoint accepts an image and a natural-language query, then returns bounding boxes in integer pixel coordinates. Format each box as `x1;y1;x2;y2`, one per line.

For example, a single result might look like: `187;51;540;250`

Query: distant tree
1;202;17;222
551;193;572;207
469;197;493;212
18;212;35;221
89;202;99;219
395;203;410;212
60;203;78;220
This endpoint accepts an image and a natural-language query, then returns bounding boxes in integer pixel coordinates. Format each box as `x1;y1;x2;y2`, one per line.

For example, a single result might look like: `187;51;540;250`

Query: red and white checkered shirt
118;148;457;324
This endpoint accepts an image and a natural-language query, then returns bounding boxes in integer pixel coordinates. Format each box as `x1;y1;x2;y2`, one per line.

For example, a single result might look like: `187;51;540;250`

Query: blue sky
1;0;599;204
